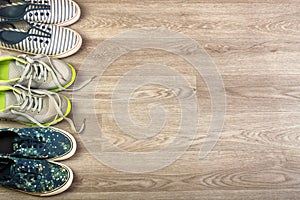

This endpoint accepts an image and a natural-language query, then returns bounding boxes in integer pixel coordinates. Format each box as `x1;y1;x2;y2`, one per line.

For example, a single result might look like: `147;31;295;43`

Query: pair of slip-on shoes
0;0;82;58
0;127;76;196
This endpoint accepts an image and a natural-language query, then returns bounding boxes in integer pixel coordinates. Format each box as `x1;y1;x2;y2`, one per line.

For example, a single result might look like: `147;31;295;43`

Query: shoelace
10;84;84;133
17;54;94;92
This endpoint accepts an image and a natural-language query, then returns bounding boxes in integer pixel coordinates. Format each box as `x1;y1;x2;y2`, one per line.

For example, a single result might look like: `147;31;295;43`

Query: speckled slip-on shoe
0;127;76;161
0;155;73;196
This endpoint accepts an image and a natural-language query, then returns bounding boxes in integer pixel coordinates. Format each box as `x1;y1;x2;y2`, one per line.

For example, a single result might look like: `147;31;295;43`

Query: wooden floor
1;0;300;199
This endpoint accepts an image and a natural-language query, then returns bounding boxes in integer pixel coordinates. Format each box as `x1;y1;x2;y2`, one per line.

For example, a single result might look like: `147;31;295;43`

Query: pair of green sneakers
0;127;76;196
0;54;83;132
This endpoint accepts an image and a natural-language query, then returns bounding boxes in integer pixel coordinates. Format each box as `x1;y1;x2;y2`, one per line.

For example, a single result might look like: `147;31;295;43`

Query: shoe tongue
5;91;19;108
8;59;25;80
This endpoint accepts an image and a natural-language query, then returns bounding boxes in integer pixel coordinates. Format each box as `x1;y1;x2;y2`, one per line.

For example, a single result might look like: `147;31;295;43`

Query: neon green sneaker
0;54;76;92
0;84;71;126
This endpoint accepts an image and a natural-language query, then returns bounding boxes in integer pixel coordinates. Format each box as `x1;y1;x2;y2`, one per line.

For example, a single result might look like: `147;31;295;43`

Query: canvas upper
0;155;73;196
0;21;82;58
0;84;71;126
0;0;81;26
0;127;76;161
0;54;76;91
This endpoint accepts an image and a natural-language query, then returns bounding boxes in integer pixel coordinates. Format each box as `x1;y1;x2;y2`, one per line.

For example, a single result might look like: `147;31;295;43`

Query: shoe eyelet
40;39;43;43
34;38;37;42
46;12;49;16
41;13;44;16
28;38;32;41
35;12;38;16
29;13;33;17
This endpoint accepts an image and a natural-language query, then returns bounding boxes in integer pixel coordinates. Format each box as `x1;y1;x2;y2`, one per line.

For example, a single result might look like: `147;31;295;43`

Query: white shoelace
17;54;94;92
10;84;84;133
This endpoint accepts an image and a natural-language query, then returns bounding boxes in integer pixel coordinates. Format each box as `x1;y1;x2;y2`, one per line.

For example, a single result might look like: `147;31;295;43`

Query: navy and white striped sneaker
0;0;81;26
0;21;82;58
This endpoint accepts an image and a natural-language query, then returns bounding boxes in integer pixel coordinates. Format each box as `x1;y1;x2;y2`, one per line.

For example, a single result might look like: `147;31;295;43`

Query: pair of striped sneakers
0;0;81;58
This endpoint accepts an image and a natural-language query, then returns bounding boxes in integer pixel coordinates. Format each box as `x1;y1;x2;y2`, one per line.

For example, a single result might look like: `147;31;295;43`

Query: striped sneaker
0;21;82;58
0;0;81;26
0;127;76;161
0;54;76;92
0;155;73;196
0;84;72;126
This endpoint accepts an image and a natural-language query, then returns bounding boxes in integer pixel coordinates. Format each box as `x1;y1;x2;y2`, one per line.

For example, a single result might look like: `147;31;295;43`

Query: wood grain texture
1;0;300;199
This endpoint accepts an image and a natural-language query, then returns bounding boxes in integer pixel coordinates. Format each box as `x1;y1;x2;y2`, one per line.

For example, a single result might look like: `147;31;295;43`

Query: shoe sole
48;127;77;161
56;0;81;27
0;95;72;127
0;28;82;58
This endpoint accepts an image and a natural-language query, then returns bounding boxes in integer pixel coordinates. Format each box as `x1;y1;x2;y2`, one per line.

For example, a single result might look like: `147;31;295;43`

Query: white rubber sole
48;127;77;161
40;162;74;197
57;0;81;27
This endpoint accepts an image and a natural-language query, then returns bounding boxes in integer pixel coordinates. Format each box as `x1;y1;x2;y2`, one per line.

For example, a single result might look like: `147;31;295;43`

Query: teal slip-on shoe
0;127;76;161
0;155;73;196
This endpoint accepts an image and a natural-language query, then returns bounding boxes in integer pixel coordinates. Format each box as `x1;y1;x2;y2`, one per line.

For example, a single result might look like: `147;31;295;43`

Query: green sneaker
0;84;71;126
0;155;73;196
0;127;76;161
0;54;76;92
